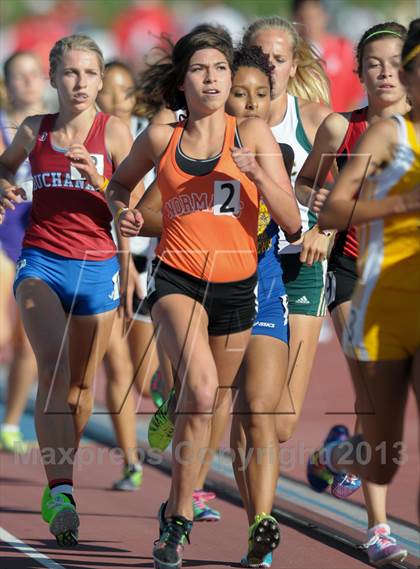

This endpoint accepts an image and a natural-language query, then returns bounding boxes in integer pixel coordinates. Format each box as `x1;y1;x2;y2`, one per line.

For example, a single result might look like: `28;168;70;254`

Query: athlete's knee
68;384;94;416
246;397;277;419
37;360;70;392
106;359;134;387
276;416;298;443
179;372;219;415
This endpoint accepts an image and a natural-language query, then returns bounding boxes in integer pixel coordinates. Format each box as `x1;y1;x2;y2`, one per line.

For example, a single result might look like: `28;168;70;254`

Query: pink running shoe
331;472;361;499
192;489;221;522
193;489;216;502
365;523;408;567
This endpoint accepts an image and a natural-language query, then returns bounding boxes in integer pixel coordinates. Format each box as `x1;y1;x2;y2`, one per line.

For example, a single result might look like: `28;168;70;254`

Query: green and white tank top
271;94;317;254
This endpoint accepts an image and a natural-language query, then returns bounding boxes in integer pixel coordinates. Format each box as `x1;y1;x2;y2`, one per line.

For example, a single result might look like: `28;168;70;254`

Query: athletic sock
367;523;391;539
49;479;75;506
1;424;20;433
126;463;142;472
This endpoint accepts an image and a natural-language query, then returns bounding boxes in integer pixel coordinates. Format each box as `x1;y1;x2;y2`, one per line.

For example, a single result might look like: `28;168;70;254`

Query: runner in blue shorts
13;247;120;315
0;35;138;547
243;17;333;455
225;47;298;569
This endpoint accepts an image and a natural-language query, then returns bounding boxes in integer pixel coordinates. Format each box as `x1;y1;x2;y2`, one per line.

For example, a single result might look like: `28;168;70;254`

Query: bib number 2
213;180;241;216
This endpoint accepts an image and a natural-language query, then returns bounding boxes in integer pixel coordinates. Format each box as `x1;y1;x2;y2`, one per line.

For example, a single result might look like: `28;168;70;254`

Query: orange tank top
155;114;259;282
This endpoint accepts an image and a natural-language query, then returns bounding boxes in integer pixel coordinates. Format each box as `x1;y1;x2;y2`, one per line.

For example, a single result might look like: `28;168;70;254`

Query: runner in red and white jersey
0;34;136;547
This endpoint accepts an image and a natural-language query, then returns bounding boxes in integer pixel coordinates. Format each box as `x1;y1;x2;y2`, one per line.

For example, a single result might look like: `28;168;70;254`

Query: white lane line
0;527;66;569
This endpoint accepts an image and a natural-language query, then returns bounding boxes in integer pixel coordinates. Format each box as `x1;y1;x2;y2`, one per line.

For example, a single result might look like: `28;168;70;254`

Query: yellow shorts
343;270;420;362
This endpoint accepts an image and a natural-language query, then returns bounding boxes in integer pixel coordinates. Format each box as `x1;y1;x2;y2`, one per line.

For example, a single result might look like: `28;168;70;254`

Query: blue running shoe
243;513;279;568
241;551;273;568
307;425;350;493
331;472;362;499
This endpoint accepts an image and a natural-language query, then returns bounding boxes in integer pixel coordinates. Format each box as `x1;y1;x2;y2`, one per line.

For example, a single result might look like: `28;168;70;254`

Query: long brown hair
138;24;234;112
243;16;330;105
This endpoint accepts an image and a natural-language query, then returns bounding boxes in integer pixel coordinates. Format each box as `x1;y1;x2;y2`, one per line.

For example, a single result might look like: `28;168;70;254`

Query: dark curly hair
402;19;420;71
356;22;407;78
232;45;274;93
137;24;233;113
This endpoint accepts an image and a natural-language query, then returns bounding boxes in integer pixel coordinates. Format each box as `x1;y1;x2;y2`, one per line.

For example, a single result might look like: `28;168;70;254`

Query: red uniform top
24;112;116;261
155;114;259;282
334;107;368;259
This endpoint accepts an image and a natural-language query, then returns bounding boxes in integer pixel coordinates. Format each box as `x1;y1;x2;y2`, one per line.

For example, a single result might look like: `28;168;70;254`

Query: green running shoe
150;369;166;409
148;388;175;451
113;463;143;491
0;428;28;454
41;485;79;546
247;513;280;566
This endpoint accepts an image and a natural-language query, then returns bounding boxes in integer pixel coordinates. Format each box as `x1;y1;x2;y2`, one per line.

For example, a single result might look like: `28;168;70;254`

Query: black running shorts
326;253;358;313
147;259;257;336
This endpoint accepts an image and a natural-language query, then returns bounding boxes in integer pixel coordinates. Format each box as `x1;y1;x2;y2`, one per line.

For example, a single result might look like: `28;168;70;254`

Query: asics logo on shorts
254;321;275;328
14;259;27;281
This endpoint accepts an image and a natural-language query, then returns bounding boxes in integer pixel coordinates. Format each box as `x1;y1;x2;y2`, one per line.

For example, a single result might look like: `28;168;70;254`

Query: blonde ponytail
243;17;330;106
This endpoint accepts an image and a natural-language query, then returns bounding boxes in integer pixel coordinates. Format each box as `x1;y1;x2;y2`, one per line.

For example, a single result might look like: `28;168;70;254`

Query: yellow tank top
358;112;420;292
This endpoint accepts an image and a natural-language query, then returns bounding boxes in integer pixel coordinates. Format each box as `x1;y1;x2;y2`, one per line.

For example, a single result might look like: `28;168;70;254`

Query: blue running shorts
252;245;289;344
13;247;120;315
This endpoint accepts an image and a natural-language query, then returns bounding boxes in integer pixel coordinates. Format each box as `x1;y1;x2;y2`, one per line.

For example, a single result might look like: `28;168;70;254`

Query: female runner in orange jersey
106;24;301;569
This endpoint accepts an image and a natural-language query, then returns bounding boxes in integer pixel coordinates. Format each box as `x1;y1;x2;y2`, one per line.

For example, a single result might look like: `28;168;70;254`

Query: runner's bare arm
136;179;163;237
296;112;348;208
106;123;171;219
0;115;42;181
318;119;420;230
237;117;301;235
0;115;42;217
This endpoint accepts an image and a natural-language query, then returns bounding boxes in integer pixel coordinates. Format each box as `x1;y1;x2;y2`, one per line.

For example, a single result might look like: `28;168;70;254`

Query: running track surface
1;318;419;568
0;445;390;569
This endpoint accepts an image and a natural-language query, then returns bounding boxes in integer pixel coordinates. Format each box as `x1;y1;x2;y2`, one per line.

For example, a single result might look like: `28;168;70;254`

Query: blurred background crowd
1;0;418;115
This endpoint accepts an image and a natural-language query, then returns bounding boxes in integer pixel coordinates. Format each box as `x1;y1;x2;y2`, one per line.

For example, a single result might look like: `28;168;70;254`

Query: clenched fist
310;187;329;213
117;208;144;237
230;146;261;181
0;185;27;224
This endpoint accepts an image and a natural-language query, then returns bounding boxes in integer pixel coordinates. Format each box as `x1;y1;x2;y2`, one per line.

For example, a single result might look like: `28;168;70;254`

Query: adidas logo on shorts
295;295;310;305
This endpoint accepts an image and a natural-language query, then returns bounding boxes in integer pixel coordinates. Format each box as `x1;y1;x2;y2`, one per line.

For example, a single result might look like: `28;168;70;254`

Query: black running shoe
153;512;192;569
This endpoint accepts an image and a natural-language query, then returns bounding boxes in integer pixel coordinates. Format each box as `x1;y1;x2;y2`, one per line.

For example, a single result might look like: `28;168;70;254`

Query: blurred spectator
10;0;80;73
0;50;46;453
186;1;249;44
292;0;364;110
112;1;182;71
